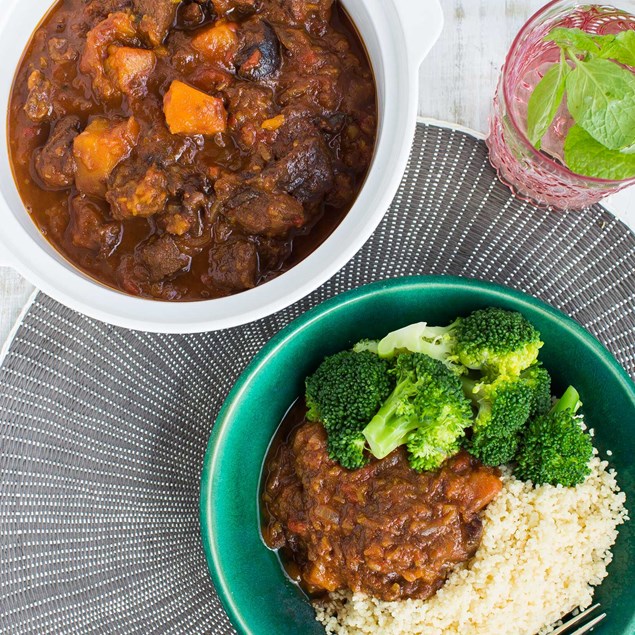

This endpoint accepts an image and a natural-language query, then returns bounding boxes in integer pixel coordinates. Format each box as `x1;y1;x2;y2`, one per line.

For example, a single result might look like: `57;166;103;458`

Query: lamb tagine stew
9;0;376;300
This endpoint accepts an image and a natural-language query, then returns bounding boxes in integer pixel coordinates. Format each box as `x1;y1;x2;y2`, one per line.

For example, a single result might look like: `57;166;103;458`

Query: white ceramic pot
0;0;443;333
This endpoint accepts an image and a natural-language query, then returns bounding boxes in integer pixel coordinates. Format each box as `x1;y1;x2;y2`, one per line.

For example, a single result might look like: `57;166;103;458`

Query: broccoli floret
376;321;465;374
454;307;543;377
327;430;368;470
362;353;472;470
407;423;462;472
375;308;543;378
305;350;393;468
305;350;393;428
515;386;592;487
520;363;552;417
463;375;533;466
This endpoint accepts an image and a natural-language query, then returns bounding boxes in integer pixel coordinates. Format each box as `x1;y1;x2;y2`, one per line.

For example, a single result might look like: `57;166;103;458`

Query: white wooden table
1;0;634;347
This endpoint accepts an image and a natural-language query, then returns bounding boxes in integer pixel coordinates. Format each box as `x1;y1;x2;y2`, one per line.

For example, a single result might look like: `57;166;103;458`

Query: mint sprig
527;51;570;148
525;26;635;180
565;124;635;180
597;30;635;67
565;56;635;150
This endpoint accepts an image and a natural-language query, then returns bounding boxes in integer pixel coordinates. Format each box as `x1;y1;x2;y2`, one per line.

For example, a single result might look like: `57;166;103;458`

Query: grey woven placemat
1;122;634;635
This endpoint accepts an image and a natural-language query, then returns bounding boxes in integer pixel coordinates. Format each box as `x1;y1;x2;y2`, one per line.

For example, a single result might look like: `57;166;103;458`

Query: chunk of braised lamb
325;171;356;209
80;12;143;100
235;19;281;81
339;121;375;172
157;189;211;236
281;0;334;35
34;116;80;189
257;135;333;203
274;26;347;111
256;236;292;272
48;37;79;63
176;1;210;29
106;163;169;219
133;0;180;47
204;238;258;291
212;0;261;17
274;24;337;66
158;204;197;236
138;235;191;281
214;171;244;203
68;195;122;256
85;0;132;21
24;70;53;123
270;111;321;158
115;254;145;294
315;112;348;135
222;188;306;238
163;164;213;203
137;120;201;167
224;82;276;148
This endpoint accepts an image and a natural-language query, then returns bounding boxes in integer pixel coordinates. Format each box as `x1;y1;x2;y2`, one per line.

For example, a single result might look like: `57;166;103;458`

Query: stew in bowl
9;0;376;301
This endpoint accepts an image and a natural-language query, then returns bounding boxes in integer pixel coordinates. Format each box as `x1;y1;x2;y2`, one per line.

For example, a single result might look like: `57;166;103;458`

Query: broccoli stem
362;380;420;459
460;376;479;404
551;386;581;415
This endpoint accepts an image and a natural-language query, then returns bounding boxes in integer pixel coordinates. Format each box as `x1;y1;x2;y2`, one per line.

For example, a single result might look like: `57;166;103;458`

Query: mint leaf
564;124;635;180
566;56;635;150
526;56;570;148
597;30;635;67
545;27;604;54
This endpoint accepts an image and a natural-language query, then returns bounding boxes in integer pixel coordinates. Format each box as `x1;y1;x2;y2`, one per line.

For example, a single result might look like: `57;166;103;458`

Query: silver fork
548;604;607;635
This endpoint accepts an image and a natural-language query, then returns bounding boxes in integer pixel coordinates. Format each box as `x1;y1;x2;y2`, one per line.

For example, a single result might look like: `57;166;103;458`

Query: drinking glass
486;0;635;210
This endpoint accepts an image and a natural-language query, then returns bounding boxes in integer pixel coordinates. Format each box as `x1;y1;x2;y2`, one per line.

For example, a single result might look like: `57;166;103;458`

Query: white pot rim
0;0;444;333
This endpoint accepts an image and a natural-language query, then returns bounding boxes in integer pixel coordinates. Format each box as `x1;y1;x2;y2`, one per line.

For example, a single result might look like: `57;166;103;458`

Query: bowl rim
199;274;635;634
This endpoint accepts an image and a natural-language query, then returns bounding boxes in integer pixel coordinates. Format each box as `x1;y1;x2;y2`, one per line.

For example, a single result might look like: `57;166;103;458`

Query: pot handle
392;0;444;69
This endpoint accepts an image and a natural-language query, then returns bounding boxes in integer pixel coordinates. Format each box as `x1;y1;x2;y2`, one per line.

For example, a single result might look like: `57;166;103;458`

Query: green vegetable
597;30;635;67
520;363;552;418
376;321;464;373
375;307;542;378
326;430;368;470
564;124;635;180
453;307;543;377
515;386;593;487
565;56;635;150
462;375;533;466
362;353;472;470
352;339;380;354
545;27;635;65
545;27;603;54
526;51;570;148
305;349;394;469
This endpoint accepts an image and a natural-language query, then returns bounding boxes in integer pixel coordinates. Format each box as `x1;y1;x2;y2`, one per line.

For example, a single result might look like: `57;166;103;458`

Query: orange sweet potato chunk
73;117;140;197
163;80;227;136
105;46;156;98
191;22;239;67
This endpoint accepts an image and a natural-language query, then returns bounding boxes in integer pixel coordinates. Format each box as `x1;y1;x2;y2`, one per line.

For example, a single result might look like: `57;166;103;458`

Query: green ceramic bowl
200;276;635;635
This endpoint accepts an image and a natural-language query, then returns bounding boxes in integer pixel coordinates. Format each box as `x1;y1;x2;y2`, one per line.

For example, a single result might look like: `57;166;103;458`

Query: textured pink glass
486;1;635;211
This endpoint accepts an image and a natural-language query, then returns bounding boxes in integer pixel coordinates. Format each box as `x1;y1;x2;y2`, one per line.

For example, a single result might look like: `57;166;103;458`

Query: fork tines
549;604;606;635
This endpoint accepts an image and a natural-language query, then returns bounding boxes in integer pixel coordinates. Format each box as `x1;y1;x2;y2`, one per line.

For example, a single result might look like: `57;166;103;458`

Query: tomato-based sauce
262;420;502;601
